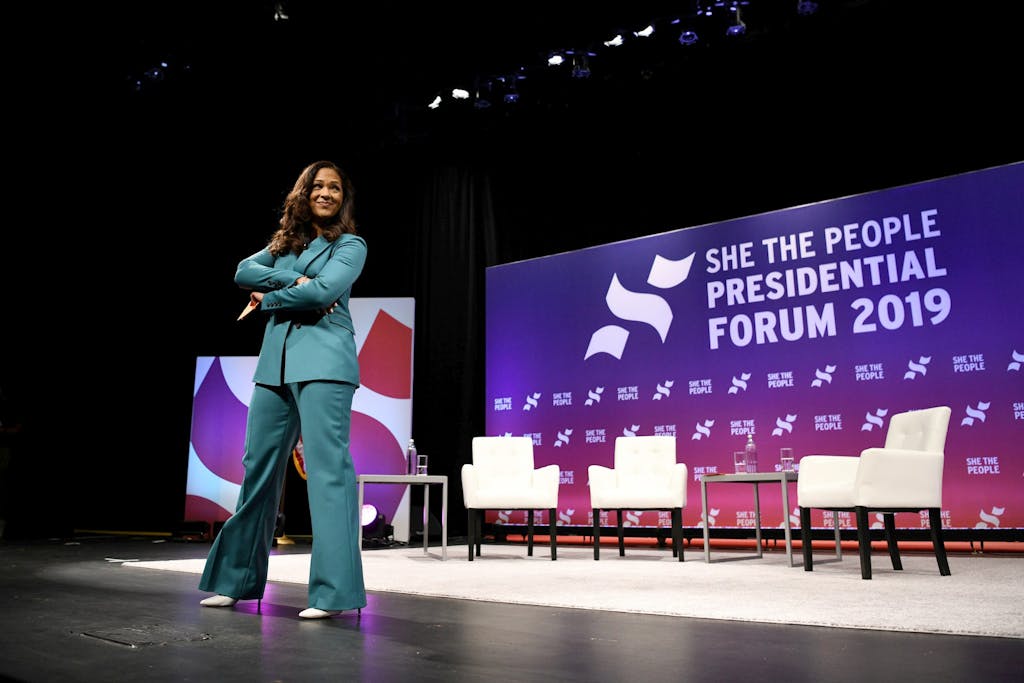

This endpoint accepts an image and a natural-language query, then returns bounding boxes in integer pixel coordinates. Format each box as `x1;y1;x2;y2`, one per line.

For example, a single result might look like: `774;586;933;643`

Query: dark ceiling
31;0;1016;280
8;2;979;163
90;1;1010;150
75;0;1016;177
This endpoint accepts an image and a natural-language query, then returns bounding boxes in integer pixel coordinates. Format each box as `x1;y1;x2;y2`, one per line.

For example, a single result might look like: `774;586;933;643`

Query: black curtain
403;163;497;537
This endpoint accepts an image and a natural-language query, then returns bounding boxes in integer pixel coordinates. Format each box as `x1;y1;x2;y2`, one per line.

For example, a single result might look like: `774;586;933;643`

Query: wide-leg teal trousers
199;380;367;611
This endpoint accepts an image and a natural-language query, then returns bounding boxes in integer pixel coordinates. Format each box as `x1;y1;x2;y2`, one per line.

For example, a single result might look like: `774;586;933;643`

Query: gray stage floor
0;535;1019;683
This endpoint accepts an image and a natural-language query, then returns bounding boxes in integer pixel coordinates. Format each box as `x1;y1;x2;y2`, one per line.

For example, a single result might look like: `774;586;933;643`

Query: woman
199;160;368;619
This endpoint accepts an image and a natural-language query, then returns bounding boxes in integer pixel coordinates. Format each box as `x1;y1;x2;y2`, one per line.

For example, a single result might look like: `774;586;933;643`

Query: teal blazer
236;233;368;386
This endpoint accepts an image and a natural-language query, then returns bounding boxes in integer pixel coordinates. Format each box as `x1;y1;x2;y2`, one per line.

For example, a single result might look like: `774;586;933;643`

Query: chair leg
527;510;535;557
475;509;483;558
929;508;952;576
616;510;625;557
548;508;557;560
800;507;813;571
672;508;683;562
855;506;872;580
467;509;476;561
592;509;601;560
883;512;902;570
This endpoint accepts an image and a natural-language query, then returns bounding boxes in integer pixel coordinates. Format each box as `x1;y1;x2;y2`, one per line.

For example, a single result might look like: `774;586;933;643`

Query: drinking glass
733;451;747;474
779;448;794;471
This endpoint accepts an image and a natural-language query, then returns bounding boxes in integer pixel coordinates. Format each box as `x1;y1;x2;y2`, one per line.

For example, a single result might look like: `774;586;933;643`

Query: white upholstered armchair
461;436;560;561
797;406;952;579
588;435;687;561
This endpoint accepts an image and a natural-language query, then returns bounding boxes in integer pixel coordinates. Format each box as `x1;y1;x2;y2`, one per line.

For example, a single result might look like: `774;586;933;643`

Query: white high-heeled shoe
200;595;238;608
297;607;362;619
298;607;341;619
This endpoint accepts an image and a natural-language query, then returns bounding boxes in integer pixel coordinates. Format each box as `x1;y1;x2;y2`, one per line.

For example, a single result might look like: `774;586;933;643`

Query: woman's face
310;167;343;224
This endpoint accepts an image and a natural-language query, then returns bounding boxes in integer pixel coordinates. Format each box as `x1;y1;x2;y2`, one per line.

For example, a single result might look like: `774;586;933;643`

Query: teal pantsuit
199;232;368;611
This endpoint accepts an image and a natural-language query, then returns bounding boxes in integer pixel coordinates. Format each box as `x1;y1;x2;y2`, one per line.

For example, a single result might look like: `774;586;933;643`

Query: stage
0;534;1019;683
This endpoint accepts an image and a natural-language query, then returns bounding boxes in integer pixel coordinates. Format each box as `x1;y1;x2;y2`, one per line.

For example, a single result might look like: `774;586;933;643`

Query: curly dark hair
268;160;358;256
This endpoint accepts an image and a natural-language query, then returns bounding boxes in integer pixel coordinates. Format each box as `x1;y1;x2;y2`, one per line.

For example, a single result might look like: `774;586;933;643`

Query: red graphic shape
358;310;412;399
185;494;233;524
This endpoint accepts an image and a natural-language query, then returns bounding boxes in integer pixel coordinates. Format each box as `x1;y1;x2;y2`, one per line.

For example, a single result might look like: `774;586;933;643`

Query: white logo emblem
728;372;752;394
652;380;674;400
771;414;797;436
975;506;1005;529
903;355;932;380
960;402;991;426
584;253;694;360
860;409;888;431
691;419;714;441
811;364;837;387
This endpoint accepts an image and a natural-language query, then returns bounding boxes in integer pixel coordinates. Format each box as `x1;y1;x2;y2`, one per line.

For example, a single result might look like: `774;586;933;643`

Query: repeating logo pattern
584;386;604;406
1007;350;1023;371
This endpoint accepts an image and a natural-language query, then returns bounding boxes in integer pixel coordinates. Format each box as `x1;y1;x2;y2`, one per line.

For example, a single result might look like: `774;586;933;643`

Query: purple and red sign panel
184;298;415;537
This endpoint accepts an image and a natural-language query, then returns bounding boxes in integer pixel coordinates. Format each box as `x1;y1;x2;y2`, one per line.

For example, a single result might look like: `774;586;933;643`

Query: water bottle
745;433;758;473
407;439;417;475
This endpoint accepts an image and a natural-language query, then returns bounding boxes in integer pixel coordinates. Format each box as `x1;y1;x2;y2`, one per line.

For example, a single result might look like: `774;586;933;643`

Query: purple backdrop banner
485;162;1024;532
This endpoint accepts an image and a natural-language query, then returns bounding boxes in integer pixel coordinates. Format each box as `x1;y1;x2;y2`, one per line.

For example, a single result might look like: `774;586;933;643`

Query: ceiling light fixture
603;33;625;47
570;50;593;79
797;1;819;16
726;5;747;37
